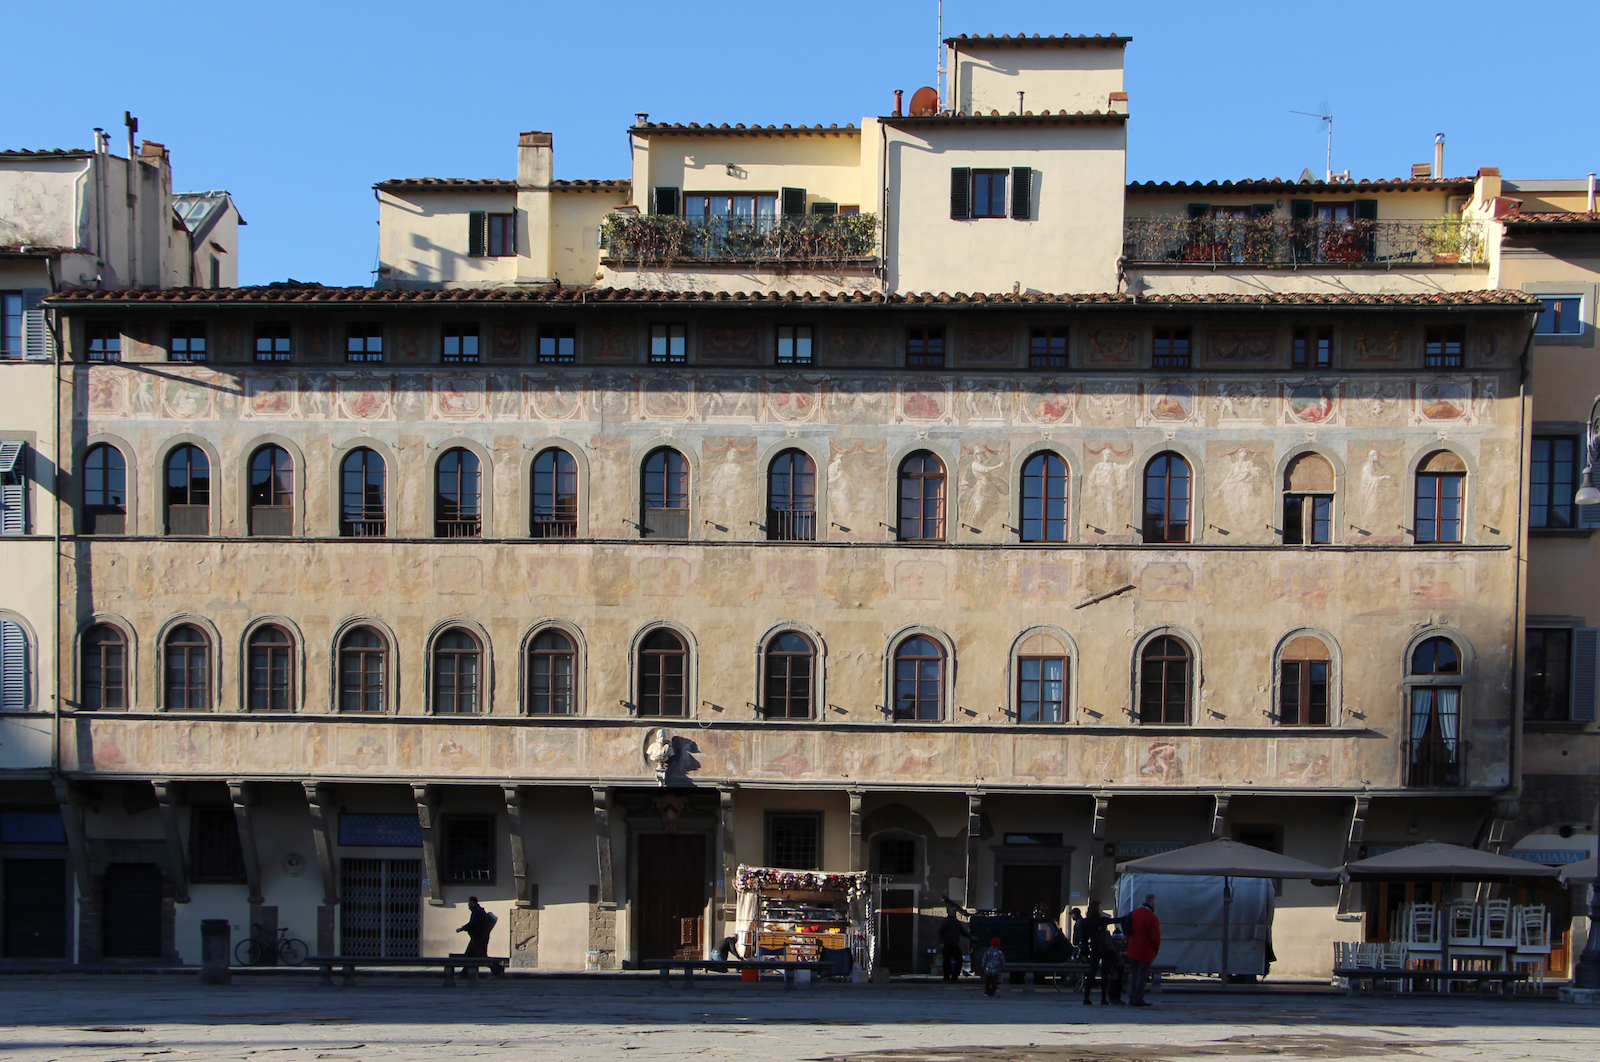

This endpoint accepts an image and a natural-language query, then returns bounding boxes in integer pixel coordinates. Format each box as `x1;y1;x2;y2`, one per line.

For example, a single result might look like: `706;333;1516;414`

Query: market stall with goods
733;866;874;980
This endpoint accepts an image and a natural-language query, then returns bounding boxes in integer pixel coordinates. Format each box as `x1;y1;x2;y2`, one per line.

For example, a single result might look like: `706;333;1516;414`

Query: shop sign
1510;849;1588;865
0;811;66;844
1115;841;1186;860
338;812;422;847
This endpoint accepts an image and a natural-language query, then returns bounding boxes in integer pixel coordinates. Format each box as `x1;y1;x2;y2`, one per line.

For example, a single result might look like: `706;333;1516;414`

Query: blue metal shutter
1570;627;1598;723
1578;497;1600;530
0;618;26;711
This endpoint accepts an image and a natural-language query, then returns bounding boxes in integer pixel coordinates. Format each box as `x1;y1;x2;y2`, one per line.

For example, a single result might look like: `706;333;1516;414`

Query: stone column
963;792;983;910
413;784;443;906
301;781;339;955
153;781;189;903
588;786;616;970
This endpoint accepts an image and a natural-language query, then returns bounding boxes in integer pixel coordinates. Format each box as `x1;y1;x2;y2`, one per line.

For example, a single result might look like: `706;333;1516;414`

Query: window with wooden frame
468;212;517;258
1530;436;1578;530
1139;636;1191;724
83;443;127;535
0;293;20;360
435;448;482;538
1152;327;1191;368
441;323;480;363
892;636;943;721
442;815;496;884
897;451;946;542
538;323;576;364
346;324;383;362
1292;326;1332;369
766;812;822;870
1414;451;1465;544
248;445;294;536
637;629;687;717
531;447;578;538
1020;451;1069;543
763;631;814;720
82;624;126;711
1535;295;1584;336
164;444;210;535
86;322;122;361
1278;635;1331;725
168;322;207;362
337;627;388;713
340;448;386;537
253;323;292;362
1525;628;1573;722
1407;636;1463;787
432;629;482;714
1424;326;1465;368
776;324;813;366
971;170;1008;218
877;836;917;876
247;625;294;712
188;805;246;883
766;449;816;542
1142;452;1191;543
641;448;689;539
526;629;575;715
1029;328;1068;368
1016;631;1068;723
649;323;686;364
1282;453;1334;545
164;624;211;712
906;327;944;368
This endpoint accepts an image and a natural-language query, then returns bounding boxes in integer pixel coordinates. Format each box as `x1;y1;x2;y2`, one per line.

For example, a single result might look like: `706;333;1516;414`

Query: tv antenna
1291;104;1333;181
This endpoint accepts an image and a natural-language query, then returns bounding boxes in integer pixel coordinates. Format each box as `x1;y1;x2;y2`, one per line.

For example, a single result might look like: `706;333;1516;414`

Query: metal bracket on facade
153;781;189;903
229;780;264;907
505;785;531;907
413;784;444;906
301;781;339;907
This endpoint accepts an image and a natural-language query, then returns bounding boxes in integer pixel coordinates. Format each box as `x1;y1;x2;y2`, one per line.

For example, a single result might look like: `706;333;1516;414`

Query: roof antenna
936;0;945;110
1291;103;1334;181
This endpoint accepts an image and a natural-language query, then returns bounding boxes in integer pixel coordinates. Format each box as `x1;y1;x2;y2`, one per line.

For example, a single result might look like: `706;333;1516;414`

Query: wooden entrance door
3;859;67;958
101;863;162;958
636;834;706;961
1001;864;1062;916
879;888;916;973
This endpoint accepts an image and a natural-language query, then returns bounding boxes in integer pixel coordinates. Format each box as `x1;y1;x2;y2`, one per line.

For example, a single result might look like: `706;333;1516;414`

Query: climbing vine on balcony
601;212;878;267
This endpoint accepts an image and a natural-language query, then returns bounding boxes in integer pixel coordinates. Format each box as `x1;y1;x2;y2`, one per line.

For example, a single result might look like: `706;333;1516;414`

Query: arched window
638;629;687;716
341;448;386;537
1020;452;1069;543
164;624;211;712
433;629;482;713
338;627;387;713
1139;636;1190;724
0;618;28;711
763;632;815;719
897;451;946;542
82;624;126;711
527;629;575;715
83;443;128;535
436;448;482;538
1278;635;1331;725
893;636;943;721
531;448;578;538
164;444;210;535
247;625;294;712
641;448;689;539
1283;453;1334;545
1016;631;1068;722
767;450;817;542
248;445;294;536
1408;636;1463;786
1415;451;1466;544
1142;453;1190;543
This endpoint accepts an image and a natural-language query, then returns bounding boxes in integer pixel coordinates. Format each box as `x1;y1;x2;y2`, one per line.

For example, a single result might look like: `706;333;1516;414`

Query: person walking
456;896;498;958
938;904;971;982
980;936;1006;997
1126;893;1162;1007
1076;900;1115;1005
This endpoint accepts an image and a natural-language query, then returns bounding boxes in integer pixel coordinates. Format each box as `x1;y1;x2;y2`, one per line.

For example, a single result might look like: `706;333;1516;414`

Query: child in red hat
980;937;1006;997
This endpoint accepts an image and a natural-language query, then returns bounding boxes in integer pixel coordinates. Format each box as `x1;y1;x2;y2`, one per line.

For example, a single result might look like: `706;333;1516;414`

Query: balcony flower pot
1431;252;1461;264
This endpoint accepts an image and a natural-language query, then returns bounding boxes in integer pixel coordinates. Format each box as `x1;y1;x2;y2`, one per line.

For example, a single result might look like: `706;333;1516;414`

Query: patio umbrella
1560;856;1597;884
1120;839;1338;985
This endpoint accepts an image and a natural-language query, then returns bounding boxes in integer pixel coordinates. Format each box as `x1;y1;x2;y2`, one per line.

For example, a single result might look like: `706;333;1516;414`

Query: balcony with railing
767;508;817;542
1405;737;1467;788
1123;216;1487;268
601;212;877;267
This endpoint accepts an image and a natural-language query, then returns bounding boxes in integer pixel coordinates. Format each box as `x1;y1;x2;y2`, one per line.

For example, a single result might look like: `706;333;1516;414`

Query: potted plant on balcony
1420;222;1476;264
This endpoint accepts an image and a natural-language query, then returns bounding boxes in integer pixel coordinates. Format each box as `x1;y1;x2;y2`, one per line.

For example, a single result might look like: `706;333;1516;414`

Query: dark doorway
1001;864;1062;916
340;858;421;958
636;834;706;962
879;887;916;973
3;859;67;958
101;863;163;959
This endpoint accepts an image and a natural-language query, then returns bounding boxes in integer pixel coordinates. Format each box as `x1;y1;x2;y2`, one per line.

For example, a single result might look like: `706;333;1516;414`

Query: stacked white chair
1512;905;1551;993
1406;903;1441;969
1446;900;1481;946
1482;900;1514;946
1377;942;1410;992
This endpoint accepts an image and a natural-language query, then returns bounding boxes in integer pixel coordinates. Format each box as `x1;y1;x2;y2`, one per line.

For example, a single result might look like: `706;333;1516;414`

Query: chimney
893;90;903;117
517;130;552;188
634;112;649;127
139;139;168;160
1108;91;1129;115
1411;163;1431;180
1432;133;1445;179
1588;173;1596;213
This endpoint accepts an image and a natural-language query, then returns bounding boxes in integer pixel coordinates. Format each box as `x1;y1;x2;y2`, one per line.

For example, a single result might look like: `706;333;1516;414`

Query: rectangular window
441;815;496;884
766;812;821;871
1029;328;1068;369
538;323;576;364
906;327;944;368
877;837;916;876
1017;656;1066;723
649;323;686;364
971;170;1008;218
188;805;246;883
0;293;20;360
169;322;207;362
441;324;480;363
1279;661;1330;726
1535;295;1584;335
1283;494;1333;544
254;323;292;362
1415;472;1465;543
1292;326;1332;369
86;322;122;362
487;213;516;257
1530;435;1578;529
1526;628;1573;722
776;325;813;366
347;324;383;362
1153;327;1191;368
1424;326;1465;368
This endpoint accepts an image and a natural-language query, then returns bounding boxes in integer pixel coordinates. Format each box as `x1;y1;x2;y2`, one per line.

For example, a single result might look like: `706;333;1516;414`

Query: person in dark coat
938;904;971;981
457;896;498;958
1075;900;1116;1004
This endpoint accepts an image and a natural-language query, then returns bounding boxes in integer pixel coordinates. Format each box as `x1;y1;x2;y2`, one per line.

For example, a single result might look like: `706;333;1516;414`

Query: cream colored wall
0;158;86;249
887;124;1126;294
551;192;627;287
1133;271;1490;297
377;189;520;288
596;265;880;295
950;44;1125;116
639;133;866;213
1126;191;1462;222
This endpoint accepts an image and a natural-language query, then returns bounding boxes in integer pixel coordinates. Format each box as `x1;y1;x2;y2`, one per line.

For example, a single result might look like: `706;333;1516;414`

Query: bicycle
235;925;308;967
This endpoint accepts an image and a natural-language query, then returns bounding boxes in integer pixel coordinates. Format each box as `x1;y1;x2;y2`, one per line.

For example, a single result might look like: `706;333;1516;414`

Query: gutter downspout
44;258;62;781
124;114;137;287
1507;312;1538;810
879;119;890;294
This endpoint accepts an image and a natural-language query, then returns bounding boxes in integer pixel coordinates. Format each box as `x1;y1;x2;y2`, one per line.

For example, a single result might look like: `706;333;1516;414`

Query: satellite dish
909;86;939;117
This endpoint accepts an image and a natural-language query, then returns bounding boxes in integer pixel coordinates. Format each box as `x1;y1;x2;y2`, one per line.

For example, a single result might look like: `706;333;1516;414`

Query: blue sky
6;0;1596;286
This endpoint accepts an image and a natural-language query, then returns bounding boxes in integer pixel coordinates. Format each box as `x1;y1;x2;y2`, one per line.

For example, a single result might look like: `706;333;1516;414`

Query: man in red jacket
1125;894;1161;1006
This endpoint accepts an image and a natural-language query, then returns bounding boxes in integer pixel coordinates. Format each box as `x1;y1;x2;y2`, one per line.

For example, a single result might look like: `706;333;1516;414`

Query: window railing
531;518;578;539
642;507;689;539
767;508;817;542
167;505;209;536
435;517;482;538
341;516;386;537
1123;216;1487;267
250;505;293;537
1404;737;1467;787
84;506;126;535
602;212;877;265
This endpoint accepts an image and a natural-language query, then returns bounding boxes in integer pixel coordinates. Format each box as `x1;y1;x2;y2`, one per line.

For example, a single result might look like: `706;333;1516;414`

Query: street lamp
1575;394;1600;989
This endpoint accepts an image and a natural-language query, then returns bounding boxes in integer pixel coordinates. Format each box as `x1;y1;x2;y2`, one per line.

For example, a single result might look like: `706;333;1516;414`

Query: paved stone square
1;976;1595;1062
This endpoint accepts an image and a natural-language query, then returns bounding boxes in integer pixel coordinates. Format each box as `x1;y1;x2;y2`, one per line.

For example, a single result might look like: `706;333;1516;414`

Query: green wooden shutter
1290;199;1314;220
653;186;680;216
1187;203;1210;218
1010;167;1033;219
507;212;518;255
950;168;971;219
781;187;807;217
1571;627;1599;723
809;202;838;217
0;619;25;711
467;212;486;257
1251;203;1275;217
1354;199;1378;221
20;289;51;361
1289;199;1315;261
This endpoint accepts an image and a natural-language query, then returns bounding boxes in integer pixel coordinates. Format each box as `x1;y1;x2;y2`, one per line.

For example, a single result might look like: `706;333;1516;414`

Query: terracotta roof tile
375;177;630;192
0;148;93;159
887;111;1126;124
1505;210;1600;226
630;123;858;136
45;285;1541;310
1128;178;1475;194
944;33;1131;47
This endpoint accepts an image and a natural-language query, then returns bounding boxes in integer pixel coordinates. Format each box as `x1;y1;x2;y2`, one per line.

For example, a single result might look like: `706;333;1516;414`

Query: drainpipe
44;255;61;780
124;113;138;287
1508;313;1538;805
